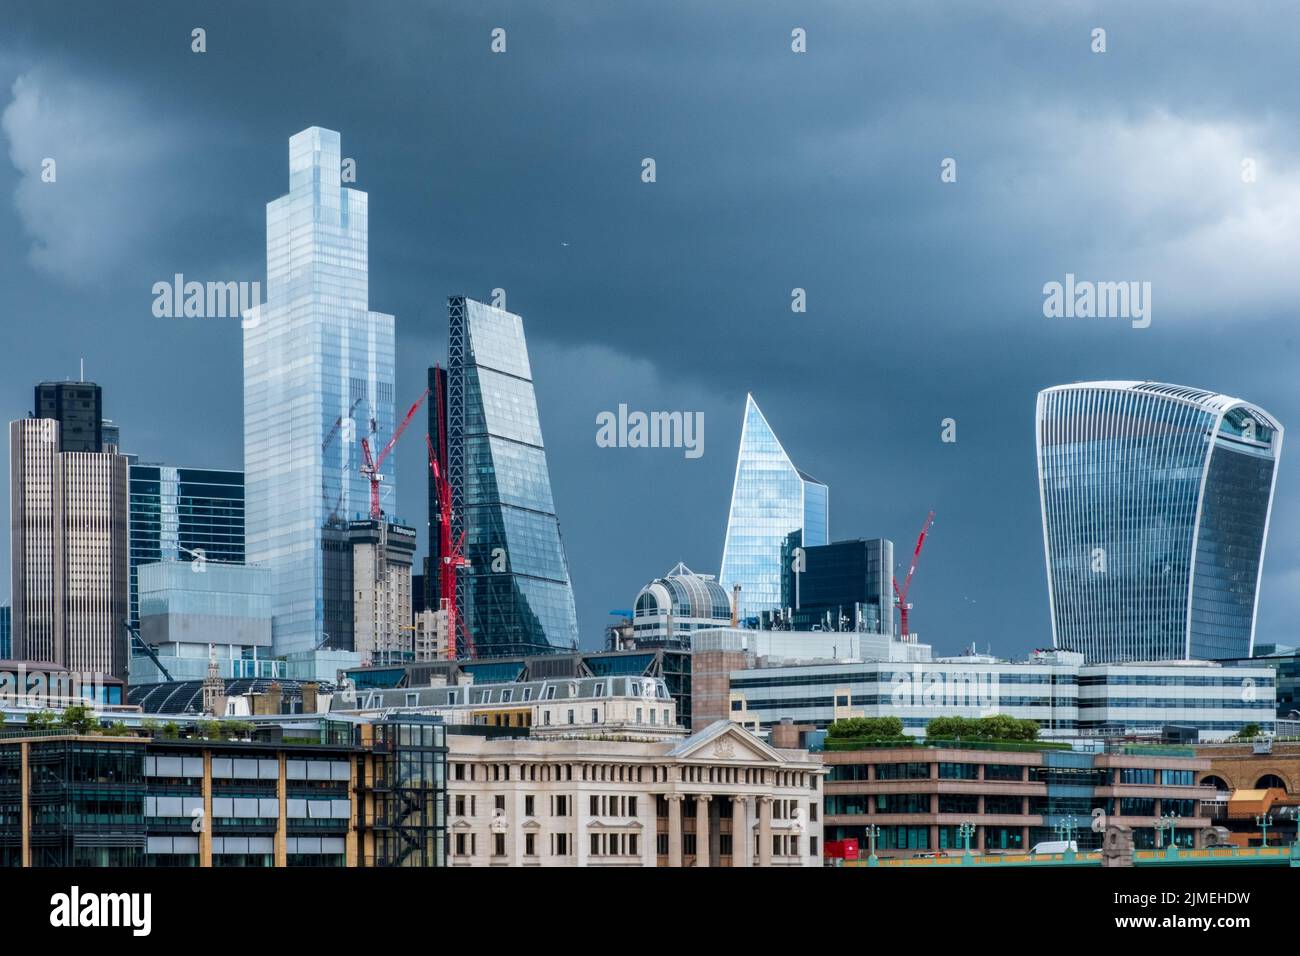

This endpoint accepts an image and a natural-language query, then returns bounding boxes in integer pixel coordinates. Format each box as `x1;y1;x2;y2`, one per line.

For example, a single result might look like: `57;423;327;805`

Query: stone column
758;796;773;867
732;796;751;867
695;794;712;867
667;794;684;867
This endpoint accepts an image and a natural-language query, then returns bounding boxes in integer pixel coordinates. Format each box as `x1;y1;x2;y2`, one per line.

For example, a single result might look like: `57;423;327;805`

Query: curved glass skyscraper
448;296;579;656
1036;382;1283;663
720;395;828;622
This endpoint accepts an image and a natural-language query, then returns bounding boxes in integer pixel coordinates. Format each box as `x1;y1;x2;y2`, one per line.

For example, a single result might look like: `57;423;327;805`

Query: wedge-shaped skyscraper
448;296;579;656
1037;382;1283;663
720;395;828;622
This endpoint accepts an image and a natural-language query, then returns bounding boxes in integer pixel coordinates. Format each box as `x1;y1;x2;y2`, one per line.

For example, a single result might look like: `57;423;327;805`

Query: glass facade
779;534;893;634
1037;382;1282;662
448;297;579;656
720;395;828;622
244;127;396;655
128;465;245;630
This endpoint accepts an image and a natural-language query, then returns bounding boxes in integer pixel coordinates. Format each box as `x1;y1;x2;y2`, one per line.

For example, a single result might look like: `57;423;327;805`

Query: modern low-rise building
726;650;1276;741
0;714;447;868
822;740;1212;855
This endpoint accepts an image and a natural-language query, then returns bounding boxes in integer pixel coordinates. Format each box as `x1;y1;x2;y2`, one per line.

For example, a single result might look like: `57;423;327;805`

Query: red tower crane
893;510;935;639
427;365;471;659
359;388;429;521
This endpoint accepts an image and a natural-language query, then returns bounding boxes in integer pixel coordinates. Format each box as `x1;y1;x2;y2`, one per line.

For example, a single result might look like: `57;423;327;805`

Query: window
525;833;536;856
495;795;506;812
553;833;570;855
594;683;604;697
522;688;533;702
448;691;459;705
493;833;506;856
590;833;601;855
543;686;556;701
524;795;535;817
590;795;600;816
657;833;669;855
455;833;467;855
591;708;599;723
636;707;643;724
501;690;513;703
454;763;465;781
939;763;979;780
454;795;466;816
567;709;575;724
544;711;552;726
631;682;641;696
405;693;418;707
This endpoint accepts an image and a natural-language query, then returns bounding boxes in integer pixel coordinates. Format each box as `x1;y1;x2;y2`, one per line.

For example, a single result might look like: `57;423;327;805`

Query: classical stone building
446;720;824;867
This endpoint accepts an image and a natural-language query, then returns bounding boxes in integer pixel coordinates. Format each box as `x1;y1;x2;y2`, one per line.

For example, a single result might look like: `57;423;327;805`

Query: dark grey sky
4;0;1300;657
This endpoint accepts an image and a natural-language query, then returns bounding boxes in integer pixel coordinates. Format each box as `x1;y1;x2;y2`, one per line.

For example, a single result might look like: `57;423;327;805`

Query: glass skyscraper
244;127;396;656
127;465;245;631
1037;381;1283;663
720;394;828;622
448;296;579;656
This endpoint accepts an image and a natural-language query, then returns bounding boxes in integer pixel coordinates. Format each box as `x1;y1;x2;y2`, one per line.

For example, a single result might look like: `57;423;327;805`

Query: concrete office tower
447;296;579;656
243;127;396;656
1037;382;1283;663
33;381;102;453
10;418;129;678
349;520;416;665
720;395;828;623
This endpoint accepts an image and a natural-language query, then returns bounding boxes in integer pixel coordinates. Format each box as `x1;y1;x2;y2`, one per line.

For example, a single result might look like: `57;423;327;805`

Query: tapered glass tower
244;128;396;656
448;296;578;656
720;394;828;622
1037;382;1283;663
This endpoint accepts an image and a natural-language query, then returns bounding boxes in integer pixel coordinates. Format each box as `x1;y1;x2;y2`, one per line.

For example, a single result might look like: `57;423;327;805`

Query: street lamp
1256;813;1273;848
865;823;881;862
958;820;976;856
1155;814;1179;850
1055;815;1078;847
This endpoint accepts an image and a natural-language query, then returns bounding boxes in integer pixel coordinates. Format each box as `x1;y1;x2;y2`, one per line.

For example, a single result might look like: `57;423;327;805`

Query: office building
0;607;9;660
1037;382;1283;662
773;534;894;635
724;651;1276;741
720;395;828;622
631;562;733;648
33;381;102;453
0;715;446;867
128;464;245;631
447;296;579;656
9;418;130;679
131;560;274;684
691;627;932;731
348;520;417;665
822;741;1211;855
243;127;396;657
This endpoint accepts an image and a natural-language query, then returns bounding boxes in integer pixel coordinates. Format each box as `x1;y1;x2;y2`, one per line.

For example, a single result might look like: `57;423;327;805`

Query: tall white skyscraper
244;127;396;656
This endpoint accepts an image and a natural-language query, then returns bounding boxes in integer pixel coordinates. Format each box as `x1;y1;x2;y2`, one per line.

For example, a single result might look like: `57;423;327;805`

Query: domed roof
635;563;732;621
